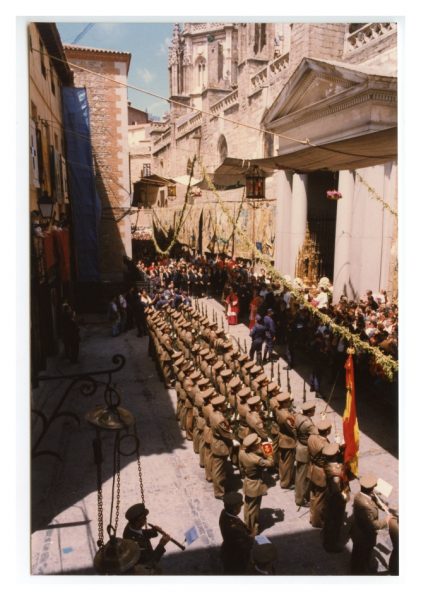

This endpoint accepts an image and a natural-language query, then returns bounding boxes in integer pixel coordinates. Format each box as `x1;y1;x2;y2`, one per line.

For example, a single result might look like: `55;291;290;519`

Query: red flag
343;352;359;477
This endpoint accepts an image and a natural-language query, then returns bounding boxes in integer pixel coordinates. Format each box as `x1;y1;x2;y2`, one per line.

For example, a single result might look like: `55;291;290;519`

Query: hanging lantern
167;184;177;198
85;382;147;575
246;165;265;200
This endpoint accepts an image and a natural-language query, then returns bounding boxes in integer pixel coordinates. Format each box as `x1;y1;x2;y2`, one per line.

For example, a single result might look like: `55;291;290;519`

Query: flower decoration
326;190;342;200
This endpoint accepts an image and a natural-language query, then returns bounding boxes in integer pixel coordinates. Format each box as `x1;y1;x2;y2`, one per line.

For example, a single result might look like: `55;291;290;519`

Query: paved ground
30;298;398;577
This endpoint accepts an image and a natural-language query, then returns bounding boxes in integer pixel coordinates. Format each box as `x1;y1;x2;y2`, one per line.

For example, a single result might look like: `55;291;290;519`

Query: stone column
273;170;293;275
333;170;354;303
289;173;308;276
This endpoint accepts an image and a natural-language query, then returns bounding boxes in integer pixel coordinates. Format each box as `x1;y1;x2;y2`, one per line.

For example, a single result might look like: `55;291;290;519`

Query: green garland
150;157;197;255
200;159;398;381
356;173;398;218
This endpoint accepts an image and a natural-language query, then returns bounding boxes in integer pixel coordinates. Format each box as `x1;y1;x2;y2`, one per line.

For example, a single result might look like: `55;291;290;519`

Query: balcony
344;22;397;55
250;52;290;95
209;90;239;116
153;129;171;153
176;112;202;138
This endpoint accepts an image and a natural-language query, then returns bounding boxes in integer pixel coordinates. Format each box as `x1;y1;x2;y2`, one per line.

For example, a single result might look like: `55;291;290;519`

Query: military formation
145;301;398;575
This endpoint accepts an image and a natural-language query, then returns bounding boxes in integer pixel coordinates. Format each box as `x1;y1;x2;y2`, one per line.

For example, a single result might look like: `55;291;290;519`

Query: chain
93;430;104;547
114;441;121;532
134;422;146;505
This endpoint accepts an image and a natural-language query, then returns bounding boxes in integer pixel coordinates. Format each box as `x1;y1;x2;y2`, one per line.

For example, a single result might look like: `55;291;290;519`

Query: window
197;59;206;88
40;38;46;78
50;61;56;95
142;163;151;177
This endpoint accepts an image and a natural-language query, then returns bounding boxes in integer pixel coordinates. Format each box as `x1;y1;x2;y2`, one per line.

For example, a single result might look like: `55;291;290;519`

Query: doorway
307;171;338;281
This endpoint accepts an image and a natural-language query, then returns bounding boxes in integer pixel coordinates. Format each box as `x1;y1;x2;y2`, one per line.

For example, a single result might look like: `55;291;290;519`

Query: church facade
139;22;397;302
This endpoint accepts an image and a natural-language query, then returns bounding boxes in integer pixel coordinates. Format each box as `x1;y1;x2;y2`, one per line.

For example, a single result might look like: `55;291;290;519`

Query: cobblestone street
30;297;398;578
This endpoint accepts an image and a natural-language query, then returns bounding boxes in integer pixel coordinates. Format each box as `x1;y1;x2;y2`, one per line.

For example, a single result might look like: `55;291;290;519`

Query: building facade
149;22;397;301
63;44;133;282
29;22;75;380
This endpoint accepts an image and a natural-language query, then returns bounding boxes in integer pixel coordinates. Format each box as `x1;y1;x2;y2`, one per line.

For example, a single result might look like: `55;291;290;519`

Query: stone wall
64;48;132;279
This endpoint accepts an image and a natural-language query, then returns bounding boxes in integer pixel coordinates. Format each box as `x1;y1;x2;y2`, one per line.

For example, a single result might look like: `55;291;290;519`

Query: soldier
227;376;242;411
202;351;217;381
236;387;253;445
123;503;170;572
322;442;349;553
225;347;240;374
216;368;233;397
241;360;256;387
202;388;218;482
350;473;391;574
248;543;278;575
183;370;202;441
219;491;254;574
274;392;296;489
236;353;249;381
239;433;274;536
173;357;188;422
213;328;226;354
192;377;210;455
246;396;269;441
307;418;332;528
210;395;234;499
294;400;318;507
211;359;225;387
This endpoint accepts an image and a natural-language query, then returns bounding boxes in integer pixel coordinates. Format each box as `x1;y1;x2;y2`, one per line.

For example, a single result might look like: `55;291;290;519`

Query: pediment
284;72;354;115
264;57;374;125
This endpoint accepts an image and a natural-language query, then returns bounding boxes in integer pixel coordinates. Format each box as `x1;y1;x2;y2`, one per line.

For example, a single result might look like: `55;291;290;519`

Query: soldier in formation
143;299;393;574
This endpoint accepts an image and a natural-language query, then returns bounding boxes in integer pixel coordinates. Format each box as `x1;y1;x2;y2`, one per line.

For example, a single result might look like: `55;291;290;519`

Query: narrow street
31;297;398;576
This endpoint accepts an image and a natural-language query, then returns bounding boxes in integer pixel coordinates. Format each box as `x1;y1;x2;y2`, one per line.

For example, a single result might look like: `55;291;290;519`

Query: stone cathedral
136;22;397;302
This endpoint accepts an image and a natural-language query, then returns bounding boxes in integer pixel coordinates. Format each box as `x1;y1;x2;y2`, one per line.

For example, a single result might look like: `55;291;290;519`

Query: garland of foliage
200;159;398;381
150;157;197;255
356;173;398;218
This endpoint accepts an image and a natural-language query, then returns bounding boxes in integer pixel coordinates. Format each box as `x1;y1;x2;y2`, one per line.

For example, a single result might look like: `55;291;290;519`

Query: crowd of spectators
120;251;398;397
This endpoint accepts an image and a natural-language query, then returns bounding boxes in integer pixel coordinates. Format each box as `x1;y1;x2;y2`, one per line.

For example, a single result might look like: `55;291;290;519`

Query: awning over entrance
132;173;173;207
213;127;397;177
214;56;397;178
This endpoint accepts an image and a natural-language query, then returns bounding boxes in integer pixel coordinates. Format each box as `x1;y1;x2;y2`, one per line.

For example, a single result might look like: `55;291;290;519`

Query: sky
56;21;176;119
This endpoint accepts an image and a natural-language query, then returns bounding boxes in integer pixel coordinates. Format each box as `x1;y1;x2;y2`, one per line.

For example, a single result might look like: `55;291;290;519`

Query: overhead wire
34;46;395;164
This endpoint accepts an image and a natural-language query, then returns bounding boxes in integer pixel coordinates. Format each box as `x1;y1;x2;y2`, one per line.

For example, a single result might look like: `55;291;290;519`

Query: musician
350;474;391;574
123;503;170;569
219;491;254;574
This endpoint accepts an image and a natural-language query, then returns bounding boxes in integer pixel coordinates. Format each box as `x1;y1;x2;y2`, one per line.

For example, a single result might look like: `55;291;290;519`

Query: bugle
148;522;186;551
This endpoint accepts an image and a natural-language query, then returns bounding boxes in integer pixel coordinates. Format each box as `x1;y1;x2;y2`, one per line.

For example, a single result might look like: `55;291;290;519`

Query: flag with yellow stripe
343;351;359;477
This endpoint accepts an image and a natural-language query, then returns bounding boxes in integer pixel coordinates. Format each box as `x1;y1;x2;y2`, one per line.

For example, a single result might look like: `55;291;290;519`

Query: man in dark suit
219;491;254;574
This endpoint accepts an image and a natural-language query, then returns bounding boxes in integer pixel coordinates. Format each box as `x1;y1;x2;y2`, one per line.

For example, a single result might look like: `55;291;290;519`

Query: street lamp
38;193;56;221
245;165;265;200
245;165;265;266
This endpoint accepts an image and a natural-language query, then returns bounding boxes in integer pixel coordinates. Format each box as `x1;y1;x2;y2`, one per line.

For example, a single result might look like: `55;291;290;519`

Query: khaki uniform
202;403;215;482
246;410;268;441
294;413;317;506
239;448;273;535
322;462;348;553
307;433;329;527
210;410;234;498
275;407;296;488
351;491;388;574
